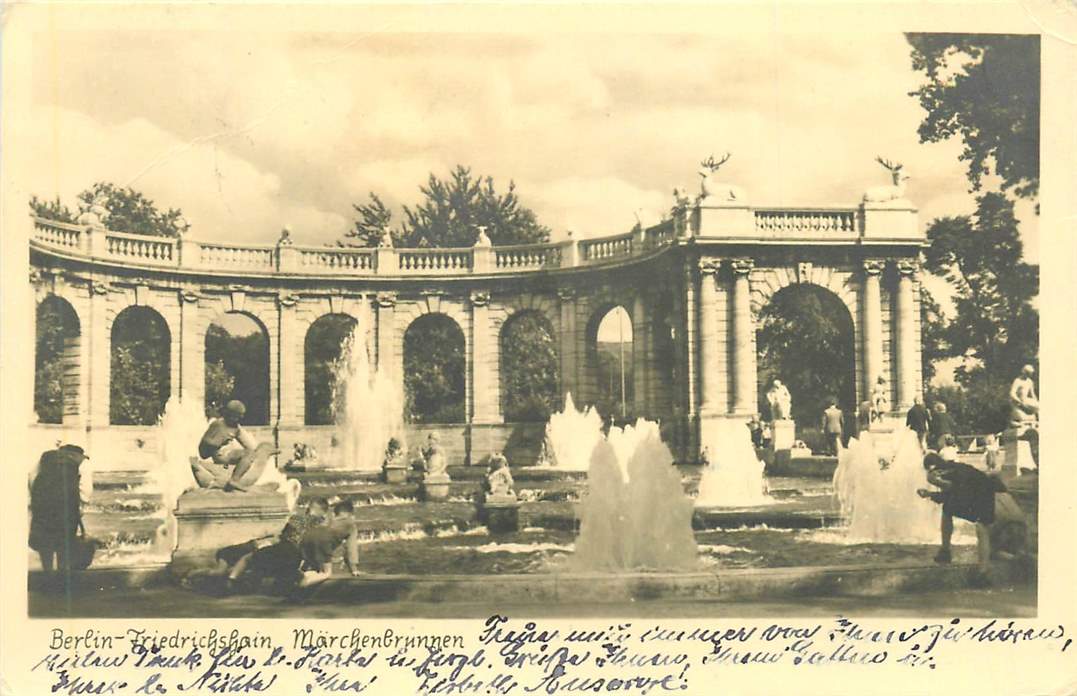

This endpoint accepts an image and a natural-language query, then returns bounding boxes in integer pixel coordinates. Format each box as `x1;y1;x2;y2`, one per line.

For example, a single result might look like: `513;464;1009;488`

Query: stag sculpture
698;153;745;203
863;156;910;203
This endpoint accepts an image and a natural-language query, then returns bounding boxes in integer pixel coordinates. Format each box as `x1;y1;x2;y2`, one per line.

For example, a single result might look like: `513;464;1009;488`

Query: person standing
821;400;844;455
905;394;932;450
929;402;955;451
29;444;90;574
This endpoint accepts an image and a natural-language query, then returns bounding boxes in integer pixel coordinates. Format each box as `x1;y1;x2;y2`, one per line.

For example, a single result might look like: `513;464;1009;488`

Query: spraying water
332;323;405;470
834;427;940;543
695;418;771;507
545;393;604;471
153;397;205;553
571;418;699;572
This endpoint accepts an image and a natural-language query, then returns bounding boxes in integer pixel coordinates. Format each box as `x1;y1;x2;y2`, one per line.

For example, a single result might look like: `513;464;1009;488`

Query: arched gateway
28;191;925;468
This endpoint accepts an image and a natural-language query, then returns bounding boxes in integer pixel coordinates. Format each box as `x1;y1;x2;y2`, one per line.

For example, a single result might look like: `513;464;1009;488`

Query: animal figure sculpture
863;156;910;203
698;153;746;203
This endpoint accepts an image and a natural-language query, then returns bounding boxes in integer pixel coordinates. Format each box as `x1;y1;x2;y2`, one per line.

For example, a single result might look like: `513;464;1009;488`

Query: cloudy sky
27;29;1037;260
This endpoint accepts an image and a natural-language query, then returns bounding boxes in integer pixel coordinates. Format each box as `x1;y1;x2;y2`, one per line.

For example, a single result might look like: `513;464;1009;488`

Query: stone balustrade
753;208;859;235
30;199;918;279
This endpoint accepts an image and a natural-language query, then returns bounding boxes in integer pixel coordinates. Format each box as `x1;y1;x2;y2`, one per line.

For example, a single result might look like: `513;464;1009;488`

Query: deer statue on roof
863;156;911;203
698;153;746;203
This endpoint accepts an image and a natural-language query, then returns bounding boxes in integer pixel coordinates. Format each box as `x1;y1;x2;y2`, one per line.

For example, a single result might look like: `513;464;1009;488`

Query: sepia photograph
8;6;1055;628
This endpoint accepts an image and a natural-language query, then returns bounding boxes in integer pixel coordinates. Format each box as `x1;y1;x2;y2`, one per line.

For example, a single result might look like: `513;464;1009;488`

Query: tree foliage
34;298;79;424
404;314;466;424
343;166;551;248
305;314;357;426
30;182;187;237
923;193;1038;385
110;307;171;425
918;285;949;385
204;321;270;424
501;312;560;421
906;33;1039;199
756;286;856;424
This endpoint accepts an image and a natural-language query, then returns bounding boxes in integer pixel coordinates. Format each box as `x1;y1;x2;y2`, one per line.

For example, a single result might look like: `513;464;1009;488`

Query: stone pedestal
482;494;521;534
421;473;451;501
382;463;408;484
170;488;291;576
1003;428;1036;473
770;419;795;451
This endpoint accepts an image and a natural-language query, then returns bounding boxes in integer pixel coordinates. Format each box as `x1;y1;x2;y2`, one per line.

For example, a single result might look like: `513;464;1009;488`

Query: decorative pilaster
631;292;648;417
276;291;301;428
731;257;755;415
178;288;204;411
86;281;111;429
894;259;919;410
861;259;885;400
469;290;500;425
375;292;397;382
697;258;723;415
557;288;578;402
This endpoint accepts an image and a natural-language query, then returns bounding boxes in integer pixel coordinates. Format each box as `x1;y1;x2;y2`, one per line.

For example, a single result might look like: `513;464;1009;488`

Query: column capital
895;258;920;277
862;258;886;276
469;290;491;307
730;257;754;276
697;257;722;275
182;289;202;304
556;287;576;301
276;290;298;308
375;291;397;308
91;281;112;296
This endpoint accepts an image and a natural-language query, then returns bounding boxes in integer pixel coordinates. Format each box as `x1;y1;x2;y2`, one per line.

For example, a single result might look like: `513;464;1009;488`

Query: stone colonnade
29;247;924;468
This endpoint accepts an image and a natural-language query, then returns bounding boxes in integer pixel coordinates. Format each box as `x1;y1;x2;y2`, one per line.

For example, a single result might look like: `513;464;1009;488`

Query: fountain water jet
332;323;405;470
571;418;698;572
834;427;940;543
695;418;771;507
544;393;603;471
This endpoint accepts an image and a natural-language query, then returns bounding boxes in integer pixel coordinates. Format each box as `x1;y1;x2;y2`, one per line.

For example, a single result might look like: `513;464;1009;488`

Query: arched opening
110;305;171;425
589;305;633;420
34;295;81;424
500;310;559;422
305;313;358;426
204;312;270;425
404;313;465;424
756;284;856;447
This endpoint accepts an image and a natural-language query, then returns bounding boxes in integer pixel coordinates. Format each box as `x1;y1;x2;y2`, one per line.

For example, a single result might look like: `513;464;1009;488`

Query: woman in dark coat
29;445;88;572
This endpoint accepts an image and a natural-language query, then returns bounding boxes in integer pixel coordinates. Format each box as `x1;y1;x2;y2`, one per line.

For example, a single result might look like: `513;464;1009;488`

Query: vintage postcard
2;2;1075;694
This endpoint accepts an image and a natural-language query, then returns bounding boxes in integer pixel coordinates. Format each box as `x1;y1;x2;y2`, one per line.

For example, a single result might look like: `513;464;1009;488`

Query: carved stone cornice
91;281;111;296
181;289;202;304
556;287;576;302
276;291;298;308
375;291;397;308
469;290;491;307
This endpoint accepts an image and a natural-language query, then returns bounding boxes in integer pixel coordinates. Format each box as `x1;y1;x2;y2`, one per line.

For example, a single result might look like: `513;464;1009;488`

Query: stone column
276;291;301;428
697;259;723;415
731;257;756;415
469;291;499;424
632;292;648;417
894;259;919;410
178;288;204;410
861;259;885;400
557;288;578;402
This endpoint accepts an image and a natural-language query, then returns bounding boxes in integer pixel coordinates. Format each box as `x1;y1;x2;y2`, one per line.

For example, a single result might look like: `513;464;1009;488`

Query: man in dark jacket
918;452;1007;573
29;444;89;573
905;395;931;449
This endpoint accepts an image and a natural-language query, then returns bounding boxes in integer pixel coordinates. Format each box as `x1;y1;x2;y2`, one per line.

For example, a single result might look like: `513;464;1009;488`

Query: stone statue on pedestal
382;437;408;484
766;380;792;421
870;375;890;422
420;432;451;501
1009;364;1039;429
474;226;492;247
